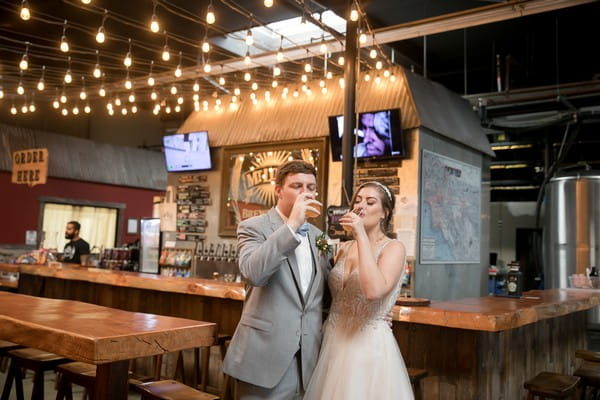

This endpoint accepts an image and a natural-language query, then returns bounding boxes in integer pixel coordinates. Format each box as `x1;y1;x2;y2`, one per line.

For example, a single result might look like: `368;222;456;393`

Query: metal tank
543;171;600;323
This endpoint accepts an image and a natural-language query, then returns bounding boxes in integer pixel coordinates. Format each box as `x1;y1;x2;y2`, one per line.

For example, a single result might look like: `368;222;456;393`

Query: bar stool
407;368;428;400
1;348;69;400
55;362;97;400
0;340;23;373
524;371;580;399
133;380;219;400
574;349;600;399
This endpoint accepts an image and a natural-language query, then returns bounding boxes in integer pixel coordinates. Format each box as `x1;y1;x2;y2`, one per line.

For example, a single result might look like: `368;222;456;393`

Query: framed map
419;150;481;264
219;138;328;237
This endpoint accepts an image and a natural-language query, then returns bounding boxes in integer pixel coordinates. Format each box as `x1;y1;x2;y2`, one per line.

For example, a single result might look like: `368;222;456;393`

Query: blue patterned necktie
297;223;310;237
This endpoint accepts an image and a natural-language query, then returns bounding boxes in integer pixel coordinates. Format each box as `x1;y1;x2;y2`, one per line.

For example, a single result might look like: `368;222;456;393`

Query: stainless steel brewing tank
543;171;600;326
543;171;600;289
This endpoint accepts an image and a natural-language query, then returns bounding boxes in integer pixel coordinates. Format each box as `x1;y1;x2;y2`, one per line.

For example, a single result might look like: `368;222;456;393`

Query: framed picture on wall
219;138;328;237
127;218;139;234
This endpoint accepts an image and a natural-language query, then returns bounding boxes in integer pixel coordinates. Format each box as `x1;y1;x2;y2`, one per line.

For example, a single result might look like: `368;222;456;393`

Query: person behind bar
223;160;333;400
62;221;90;264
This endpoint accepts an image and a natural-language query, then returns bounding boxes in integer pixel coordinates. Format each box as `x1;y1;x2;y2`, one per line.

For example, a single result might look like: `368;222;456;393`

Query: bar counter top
0;263;245;301
393;288;600;331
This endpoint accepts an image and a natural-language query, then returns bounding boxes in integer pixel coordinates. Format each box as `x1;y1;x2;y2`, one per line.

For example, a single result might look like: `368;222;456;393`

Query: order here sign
11;148;49;187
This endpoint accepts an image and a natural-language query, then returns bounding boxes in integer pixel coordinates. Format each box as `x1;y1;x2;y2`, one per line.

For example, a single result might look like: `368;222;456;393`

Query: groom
223;160;332;399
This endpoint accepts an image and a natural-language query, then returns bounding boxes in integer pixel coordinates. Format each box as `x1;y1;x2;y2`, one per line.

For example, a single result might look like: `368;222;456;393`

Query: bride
304;181;414;399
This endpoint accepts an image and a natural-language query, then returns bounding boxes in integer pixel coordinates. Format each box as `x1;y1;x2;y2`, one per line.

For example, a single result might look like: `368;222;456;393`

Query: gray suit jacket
223;208;332;390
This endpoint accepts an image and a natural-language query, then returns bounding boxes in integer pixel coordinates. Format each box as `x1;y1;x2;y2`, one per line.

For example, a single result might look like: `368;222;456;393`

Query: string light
96;11;107;44
21;102;28;114
37;66;46;91
81;0;91;4
73;105;79;115
64;56;72;84
390;73;396;82
150;1;160;33
276;36;284;62
193;94;199;102
10;105;17;115
273;66;281;77
123;38;132;67
0;87;4;99
359;32;367;44
304;51;312;72
147;61;155;86
244;50;251;65
161;33;170;61
203;60;212;73
201;35;210;53
129;93;135;103
19;42;29;71
175;52;182;77
245;29;254;46
364;72;371;82
79;76;87;100
350;3;359;21
244;71;251;81
326;71;333;79
321;85;327;94
175;104;181;113
251;82;258;91
177;96;183;104
375;74;381;84
60;86;67;103
272;79;278;88
338;56;345;66
115;96;122;106
383;69;390;78
131;105;138;113
150;90;158;100
375;61;383;70
264;0;273;7
234;87;241;96
339;77;345;88
62;108;69;116
170;84;177;95
121;107;127;115
60;20;70;52
301;74;308;83
218;75;226;85
29;97;36;112
320;36;327;54
17;80;24;95
20;0;31;21
319;79;325;88
369;48;377;59
293;88;299;98
206;1;215;25
193;80;200;92
93;50;102;78
99;80;106;97
84;103;91;113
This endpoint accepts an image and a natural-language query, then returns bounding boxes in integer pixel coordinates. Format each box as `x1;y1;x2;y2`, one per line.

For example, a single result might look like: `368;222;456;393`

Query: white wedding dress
304;239;414;399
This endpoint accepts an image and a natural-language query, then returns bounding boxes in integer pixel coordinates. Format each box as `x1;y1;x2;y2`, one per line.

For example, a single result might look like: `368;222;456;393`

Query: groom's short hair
275;160;317;187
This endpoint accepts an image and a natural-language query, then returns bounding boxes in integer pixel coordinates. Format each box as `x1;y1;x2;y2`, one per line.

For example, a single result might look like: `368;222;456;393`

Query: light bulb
175;66;182;77
106;103;113;110
99;87;106;97
151;91;158;100
369;49;377;59
165;106;171;114
276;50;284;62
19;55;28;71
82;0;91;4
338;56;345;65
131;105;137;113
60;36;69;52
29;103;36;112
204;63;211;73
10;106;17;115
177;96;183;104
147;76;155;86
250;93;256;100
17;84;25;95
124;79;131;90
321;86;327;94
193;94;199;101
234;88;240;96
115;97;121;106
251;82;258;91
390;73;396;82
245;30;254;46
0;89;4;99
350;8;359;22
124;52;132;67
206;6;215;24
320;42;327;54
364;72;371;82
73;106;79;115
383;69;390;78
37;80;45;91
202;39;210;53
62;108;68;116
376;61;383;70
64;70;72;84
264;0;273;7
339;77;345;88
272;80;278;88
301;74;307;83
96;27;105;44
244;53;251;65
319;79;325;88
93;65;101;78
153;107;159;115
219;76;225;85
359;33;367;44
21;105;28;114
302;84;307;92
304;62;311;73
108;108;114;116
84;104;91;113
193;81;200;92
273;66;281;76
326;71;333;79
162;46;170;61
60;94;67;103
128;93;134;103
293;89;299;98
170;85;177;95
53;100;59;109
150;15;159;33
375;75;381;84
121;108;127;115
80;90;87;100
175;105;181;113
244;72;251;81
20;1;31;20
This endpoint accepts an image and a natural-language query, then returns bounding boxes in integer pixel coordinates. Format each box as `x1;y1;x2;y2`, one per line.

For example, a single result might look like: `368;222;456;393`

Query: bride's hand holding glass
339;207;365;233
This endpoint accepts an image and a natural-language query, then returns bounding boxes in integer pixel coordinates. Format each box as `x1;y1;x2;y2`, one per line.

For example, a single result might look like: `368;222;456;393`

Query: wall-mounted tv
163;131;212;172
328;108;404;161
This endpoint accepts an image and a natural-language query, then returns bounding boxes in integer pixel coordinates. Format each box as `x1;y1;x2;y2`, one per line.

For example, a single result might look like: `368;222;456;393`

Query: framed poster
219;138;328;237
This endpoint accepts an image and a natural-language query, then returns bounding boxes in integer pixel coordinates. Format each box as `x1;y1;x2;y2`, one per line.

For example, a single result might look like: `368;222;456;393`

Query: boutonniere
315;232;332;255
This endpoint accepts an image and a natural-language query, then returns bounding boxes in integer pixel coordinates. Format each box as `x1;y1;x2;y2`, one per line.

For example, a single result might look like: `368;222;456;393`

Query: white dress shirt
276;207;314;296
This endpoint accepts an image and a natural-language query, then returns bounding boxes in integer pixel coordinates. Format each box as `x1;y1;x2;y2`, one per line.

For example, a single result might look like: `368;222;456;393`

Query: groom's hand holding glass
287;192;322;232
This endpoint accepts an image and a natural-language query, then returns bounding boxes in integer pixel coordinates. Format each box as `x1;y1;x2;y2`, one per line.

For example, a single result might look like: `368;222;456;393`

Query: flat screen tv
328;108;404;161
163;131;212;172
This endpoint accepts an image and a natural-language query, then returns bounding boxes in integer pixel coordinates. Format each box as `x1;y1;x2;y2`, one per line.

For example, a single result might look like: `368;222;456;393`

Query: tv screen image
163;131;212;172
328;109;404;161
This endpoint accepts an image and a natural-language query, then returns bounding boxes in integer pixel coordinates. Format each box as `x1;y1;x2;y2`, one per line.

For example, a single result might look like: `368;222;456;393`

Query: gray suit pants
234;353;304;400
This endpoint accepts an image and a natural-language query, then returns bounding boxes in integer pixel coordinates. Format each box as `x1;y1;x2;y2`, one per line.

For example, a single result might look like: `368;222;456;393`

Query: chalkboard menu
176;175;211;239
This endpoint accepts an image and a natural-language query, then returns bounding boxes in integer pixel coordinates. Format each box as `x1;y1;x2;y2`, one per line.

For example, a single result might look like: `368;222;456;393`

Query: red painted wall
0;171;163;245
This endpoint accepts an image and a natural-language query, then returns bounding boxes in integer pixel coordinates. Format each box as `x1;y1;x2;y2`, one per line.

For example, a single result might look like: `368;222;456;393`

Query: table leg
94;361;129;400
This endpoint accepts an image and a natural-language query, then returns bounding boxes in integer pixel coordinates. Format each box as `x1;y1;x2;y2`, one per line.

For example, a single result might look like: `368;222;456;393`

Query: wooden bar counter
5;262;599;399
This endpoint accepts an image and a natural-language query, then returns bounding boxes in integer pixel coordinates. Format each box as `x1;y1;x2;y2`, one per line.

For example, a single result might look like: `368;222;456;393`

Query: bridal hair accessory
360;181;393;202
315;232;332;255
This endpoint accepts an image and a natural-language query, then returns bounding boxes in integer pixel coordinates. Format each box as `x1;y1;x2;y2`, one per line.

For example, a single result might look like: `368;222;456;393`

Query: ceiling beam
122;0;595;91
